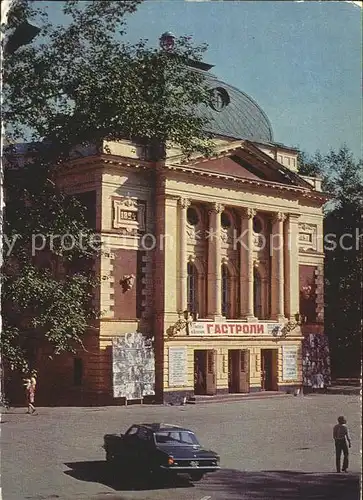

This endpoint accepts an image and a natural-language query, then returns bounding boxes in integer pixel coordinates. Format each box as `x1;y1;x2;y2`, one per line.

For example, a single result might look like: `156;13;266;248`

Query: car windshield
155;430;200;446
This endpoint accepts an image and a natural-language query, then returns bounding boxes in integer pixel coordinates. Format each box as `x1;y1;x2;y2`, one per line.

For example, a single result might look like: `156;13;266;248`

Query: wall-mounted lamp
120;274;135;293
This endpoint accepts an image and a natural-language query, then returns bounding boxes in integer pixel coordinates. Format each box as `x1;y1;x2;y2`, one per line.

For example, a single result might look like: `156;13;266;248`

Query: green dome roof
194;63;274;143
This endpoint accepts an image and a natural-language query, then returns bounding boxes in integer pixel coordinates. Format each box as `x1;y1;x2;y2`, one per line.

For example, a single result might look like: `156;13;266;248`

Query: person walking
333;416;351;472
24;371;37;414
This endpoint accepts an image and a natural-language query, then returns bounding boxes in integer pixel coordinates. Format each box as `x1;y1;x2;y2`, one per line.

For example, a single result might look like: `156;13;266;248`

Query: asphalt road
0;394;361;500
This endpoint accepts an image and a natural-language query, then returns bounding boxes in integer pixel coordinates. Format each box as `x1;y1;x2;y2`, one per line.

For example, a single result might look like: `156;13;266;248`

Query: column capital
287;213;301;222
179;197;191;210
242;207;256;219
273;211;286;223
209;202;225;214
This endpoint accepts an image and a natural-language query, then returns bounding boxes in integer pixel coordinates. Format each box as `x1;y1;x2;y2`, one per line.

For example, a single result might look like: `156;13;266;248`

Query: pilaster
284;213;300;320
240;208;256;321
178;198;190;312
207;202;224;320
271;211;286;322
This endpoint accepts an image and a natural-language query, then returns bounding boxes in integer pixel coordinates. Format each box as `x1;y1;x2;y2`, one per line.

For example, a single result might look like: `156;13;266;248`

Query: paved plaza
0;394;361;500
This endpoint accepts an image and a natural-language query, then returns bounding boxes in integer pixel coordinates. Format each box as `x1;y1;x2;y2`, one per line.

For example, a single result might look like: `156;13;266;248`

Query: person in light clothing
24;371;37;414
333;416;351;472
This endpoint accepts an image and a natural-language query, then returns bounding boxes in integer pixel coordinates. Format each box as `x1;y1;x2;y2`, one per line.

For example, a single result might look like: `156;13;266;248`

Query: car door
135;426;154;470
123;425;140;465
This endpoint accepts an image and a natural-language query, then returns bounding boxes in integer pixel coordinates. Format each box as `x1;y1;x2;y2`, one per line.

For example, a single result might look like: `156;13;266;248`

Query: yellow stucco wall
163;337;302;393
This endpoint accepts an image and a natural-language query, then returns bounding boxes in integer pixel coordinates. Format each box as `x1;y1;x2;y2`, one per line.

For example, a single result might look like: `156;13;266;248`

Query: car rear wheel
190;472;204;482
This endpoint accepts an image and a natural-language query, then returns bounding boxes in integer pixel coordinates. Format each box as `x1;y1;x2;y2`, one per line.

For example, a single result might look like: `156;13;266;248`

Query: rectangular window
73;358;83;386
73;190;97;229
222;265;230;318
187;263;198;314
299;265;317;323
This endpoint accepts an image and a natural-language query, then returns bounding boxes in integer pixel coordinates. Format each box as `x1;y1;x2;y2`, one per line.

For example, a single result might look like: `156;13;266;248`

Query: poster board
282;345;298;381
112;333;155;400
168;346;188;387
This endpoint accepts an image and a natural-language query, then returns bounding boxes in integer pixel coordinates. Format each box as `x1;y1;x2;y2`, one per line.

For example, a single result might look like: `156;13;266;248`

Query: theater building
7;59;329;405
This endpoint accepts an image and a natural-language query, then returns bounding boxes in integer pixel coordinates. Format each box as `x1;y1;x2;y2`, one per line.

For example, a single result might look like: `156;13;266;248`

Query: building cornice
60;151;329;204
163;161;329;203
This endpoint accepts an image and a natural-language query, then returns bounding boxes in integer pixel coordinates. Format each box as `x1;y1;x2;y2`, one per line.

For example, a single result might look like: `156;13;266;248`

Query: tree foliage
2;0;215;370
2;149;99;369
4;0;214;157
297;150;323;178
299;147;363;377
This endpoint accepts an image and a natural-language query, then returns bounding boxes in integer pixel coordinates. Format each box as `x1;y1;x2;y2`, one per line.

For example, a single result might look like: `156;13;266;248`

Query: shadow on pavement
64;460;194;491
202;469;361;500
64;462;361;499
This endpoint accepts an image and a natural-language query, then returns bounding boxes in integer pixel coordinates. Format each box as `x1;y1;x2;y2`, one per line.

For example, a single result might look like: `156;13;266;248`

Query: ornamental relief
113;196;146;232
253;233;265;250
298;223;317;251
186;224;205;244
186;223;197;241
221;226;233;245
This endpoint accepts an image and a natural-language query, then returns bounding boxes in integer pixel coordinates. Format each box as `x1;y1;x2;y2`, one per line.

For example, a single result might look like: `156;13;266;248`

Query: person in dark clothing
333;416;351;472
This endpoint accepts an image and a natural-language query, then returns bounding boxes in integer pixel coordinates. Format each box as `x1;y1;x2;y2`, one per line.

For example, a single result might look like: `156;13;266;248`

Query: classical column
284;213;300;320
240;207;256;320
178;197;190;312
207;202;224;319
271;212;286;321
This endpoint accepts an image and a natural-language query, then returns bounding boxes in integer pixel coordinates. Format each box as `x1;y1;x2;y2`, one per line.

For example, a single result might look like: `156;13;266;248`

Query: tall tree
297;150;323;178
2;0;214;370
299;147;362;377
323;147;363;377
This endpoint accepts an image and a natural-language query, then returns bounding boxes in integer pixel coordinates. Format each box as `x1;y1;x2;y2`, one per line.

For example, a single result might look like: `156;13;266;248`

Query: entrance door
261;349;278;391
239;349;250;393
194;350;216;395
206;349;216;395
228;350;239;393
228;350;250;393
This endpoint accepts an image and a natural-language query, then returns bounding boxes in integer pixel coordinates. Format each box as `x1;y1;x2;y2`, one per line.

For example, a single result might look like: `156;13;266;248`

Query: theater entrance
228;349;250;393
261;349;278;391
194;350;216;395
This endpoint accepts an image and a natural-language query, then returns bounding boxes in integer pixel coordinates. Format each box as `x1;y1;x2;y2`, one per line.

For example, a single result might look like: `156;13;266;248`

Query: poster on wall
302;334;331;388
112;333;155;400
282;345;298;381
168;347;188;387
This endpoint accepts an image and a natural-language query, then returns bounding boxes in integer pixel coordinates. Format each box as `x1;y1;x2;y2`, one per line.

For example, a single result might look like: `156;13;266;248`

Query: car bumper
160;466;220;474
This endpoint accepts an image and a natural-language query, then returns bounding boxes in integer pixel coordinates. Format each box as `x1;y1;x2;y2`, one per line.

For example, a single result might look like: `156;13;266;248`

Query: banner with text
189;322;283;336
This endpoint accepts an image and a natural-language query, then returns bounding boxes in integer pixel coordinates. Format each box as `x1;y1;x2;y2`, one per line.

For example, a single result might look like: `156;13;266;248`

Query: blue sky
41;1;362;158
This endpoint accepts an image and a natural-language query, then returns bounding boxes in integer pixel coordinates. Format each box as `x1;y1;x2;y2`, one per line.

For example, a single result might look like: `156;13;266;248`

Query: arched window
222;264;230;318
187;263;198;314
254;268;262;319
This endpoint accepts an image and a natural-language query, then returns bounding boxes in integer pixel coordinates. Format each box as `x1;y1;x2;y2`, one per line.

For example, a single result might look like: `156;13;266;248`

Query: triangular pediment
167;140;312;189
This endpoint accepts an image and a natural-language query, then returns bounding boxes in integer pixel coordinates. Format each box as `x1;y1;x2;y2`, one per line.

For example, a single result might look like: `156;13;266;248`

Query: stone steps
187;391;289;404
325;386;361;395
332;378;361;387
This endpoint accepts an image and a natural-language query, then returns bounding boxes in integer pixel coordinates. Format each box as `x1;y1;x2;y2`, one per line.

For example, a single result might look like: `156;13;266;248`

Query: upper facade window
187;262;198;314
253;216;263;234
221;211;231;229
187;207;199;226
221;264;230;318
